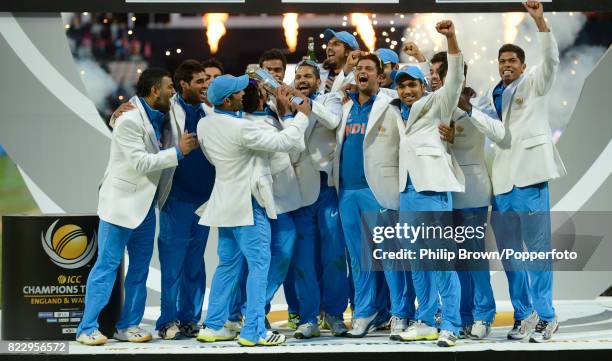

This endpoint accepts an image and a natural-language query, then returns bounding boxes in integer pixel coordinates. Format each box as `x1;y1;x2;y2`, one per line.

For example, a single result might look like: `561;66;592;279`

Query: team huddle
76;1;566;348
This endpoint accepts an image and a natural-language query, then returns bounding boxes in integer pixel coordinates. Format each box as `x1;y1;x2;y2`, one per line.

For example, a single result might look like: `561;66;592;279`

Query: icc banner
1;215;123;340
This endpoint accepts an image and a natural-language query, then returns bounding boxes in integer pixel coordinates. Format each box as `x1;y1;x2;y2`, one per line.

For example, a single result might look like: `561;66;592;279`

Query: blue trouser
491;182;554;322
228;213;296;321
77;204;155;337
400;179;461;335
291;184;349;324
156;197;210;329
283;272;299;316
205;200;271;343
339;187;413;319
454;207;496;325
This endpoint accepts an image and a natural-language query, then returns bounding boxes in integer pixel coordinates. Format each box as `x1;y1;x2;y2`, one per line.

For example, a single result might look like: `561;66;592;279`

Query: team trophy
246;65;304;105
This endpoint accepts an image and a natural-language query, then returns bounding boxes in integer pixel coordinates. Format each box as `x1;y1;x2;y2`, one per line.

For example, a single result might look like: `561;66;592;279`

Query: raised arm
434;20;465;123
524;1;560;96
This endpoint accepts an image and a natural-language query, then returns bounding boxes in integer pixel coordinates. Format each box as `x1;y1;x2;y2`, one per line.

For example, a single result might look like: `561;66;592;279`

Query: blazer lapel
365;94;389;138
501;76;521;122
338;99;353;145
403;95;430;133
131;96;161;151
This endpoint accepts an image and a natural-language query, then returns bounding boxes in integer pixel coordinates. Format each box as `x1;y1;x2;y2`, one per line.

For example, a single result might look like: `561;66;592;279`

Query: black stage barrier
1;215;123;340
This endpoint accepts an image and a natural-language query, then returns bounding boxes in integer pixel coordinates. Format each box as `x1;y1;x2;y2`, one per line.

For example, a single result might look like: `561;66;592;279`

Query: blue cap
323;29;360;50
376;48;399;65
394;65;427;85
207;74;249;106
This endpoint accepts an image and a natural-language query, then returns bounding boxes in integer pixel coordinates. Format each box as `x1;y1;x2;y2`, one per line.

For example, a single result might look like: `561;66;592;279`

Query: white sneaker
224;319;242;333
508;311;540;340
437;330;458;347
389;316;408;341
158;321;181;340
529;316;559;343
469;320;491;340
113;326;152;343
294;322;321;339
346;312;378;338
398;320;439;341
76;329;108;346
239;330;286;346
322;313;348;337
197;326;237;342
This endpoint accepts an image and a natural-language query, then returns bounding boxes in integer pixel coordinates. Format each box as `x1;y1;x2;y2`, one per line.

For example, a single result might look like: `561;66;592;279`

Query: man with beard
77;68;199;345
154;60;217;339
195;74;310;346
285;60;350;339
320;29;360;94
377;48;400;89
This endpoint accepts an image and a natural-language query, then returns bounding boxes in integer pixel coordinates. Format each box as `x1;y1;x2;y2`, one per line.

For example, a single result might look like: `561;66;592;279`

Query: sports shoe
389;316;408;341
372;311;391;330
179;321;200;337
323;313;348;337
437;330;458;347
76;329;108;346
469;320;491;340
294;322;321;339
508;311;539;340
529;316;559;343
113;326;152;343
288;313;300;330
224;319;242;333
398;320;439;341
197;326;237;342
158;321;181;340
238;330;286;346
346;312;378;338
459;325;472;339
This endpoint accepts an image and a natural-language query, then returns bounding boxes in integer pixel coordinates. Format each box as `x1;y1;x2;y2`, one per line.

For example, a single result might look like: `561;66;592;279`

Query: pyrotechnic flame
282;13;299;53
503;13;525;44
350;13;376;52
203;13;229;54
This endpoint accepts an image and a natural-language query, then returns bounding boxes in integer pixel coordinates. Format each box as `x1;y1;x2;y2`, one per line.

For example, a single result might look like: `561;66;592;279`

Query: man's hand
435;20;456;38
341;83;357;104
524;1;549;32
439;122;455;144
344;50;365;74
436;20;460;55
179;132;198;156
457;86;476;113
292;97;312;116
275;85;293;116
110;102;136;127
403;42;426;62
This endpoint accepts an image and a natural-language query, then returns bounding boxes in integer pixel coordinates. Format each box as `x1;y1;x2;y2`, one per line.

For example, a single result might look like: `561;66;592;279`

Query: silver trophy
246;65;304;105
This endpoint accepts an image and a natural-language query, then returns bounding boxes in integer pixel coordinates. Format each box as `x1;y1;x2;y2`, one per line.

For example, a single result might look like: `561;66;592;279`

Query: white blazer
396;53;466;194
98;96;179;229
477;31;566;195
332;91;400;210
319;68;355;94
247;112;303;215
450;107;505;209
196;110;309;227
292;92;342;207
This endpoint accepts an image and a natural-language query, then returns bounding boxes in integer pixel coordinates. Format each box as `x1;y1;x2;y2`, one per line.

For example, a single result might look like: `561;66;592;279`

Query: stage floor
3;298;612;355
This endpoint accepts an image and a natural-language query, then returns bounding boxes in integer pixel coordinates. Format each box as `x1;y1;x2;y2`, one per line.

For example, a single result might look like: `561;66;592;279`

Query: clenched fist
435;20;456;38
